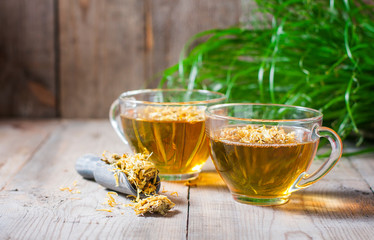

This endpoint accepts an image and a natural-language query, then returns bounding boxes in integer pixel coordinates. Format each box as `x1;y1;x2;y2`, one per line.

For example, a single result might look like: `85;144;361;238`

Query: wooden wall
0;0;246;118
0;0;56;118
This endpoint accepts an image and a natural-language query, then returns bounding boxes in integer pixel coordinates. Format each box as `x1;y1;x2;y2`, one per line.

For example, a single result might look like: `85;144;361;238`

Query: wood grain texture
149;0;243;87
0;120;188;239
0;120;58;190
349;153;374;192
2;120;373;239
59;0;147;118
188;158;374;240
1;0;245;118
0;0;56;117
59;0;244;117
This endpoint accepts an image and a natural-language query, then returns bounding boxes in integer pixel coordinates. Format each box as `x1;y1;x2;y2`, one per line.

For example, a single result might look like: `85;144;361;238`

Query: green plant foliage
160;0;374;146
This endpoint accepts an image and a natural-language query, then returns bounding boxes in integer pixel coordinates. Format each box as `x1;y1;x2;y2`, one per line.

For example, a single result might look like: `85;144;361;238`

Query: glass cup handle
109;99;128;145
292;126;343;191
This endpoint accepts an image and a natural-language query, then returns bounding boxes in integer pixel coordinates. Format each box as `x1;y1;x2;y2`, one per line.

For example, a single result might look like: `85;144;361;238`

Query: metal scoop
75;154;161;196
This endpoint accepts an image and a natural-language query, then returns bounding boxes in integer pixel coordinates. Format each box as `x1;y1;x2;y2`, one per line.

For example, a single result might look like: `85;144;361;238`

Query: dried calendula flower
101;152;159;201
59;180;81;194
101;151;121;164
219;125;297;144
96;209;113;213
105;192;118;207
137;106;205;122
100;152;175;216
133;195;175;216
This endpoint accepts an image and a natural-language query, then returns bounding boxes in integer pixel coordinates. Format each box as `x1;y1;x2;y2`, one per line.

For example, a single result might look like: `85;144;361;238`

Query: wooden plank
0;120;58;191
0;0;247;118
59;0;147;118
0;0;56;117
0;120;188;239
149;0;243;87
349;153;374;192
188;157;374;240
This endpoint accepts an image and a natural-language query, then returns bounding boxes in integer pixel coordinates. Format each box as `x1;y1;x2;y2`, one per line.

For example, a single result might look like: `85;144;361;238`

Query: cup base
159;172;199;181
232;193;290;206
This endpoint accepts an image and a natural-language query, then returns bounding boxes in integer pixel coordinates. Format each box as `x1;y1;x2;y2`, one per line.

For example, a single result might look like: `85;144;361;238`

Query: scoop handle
75;154;162;196
75;154;101;179
94;165;138;195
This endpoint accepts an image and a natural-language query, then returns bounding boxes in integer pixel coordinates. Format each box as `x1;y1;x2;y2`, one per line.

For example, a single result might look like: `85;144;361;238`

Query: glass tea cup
205;103;343;206
110;89;226;181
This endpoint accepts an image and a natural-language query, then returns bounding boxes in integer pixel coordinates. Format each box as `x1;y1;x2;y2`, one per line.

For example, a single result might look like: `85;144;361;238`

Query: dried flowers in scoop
101;152;159;200
101;151;175;216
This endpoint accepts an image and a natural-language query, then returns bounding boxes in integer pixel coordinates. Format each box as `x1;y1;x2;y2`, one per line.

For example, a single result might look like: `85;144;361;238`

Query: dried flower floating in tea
219;125;297;144
138;106;204;122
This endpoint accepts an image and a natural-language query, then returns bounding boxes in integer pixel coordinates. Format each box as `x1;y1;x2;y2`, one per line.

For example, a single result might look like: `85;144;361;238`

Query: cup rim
206;103;323;123
119;88;226;105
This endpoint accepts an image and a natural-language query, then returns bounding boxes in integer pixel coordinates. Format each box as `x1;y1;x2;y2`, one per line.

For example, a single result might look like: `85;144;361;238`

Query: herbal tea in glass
121;106;209;177
206;103;342;205
110;89;226;181
210;125;319;200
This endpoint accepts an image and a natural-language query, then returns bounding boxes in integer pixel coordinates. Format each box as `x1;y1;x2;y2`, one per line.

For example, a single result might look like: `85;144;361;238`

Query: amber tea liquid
209;125;319;202
121;108;209;180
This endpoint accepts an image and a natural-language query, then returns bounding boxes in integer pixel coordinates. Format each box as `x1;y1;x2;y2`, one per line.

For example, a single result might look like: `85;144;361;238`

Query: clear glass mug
109;89;226;181
205;103;343;205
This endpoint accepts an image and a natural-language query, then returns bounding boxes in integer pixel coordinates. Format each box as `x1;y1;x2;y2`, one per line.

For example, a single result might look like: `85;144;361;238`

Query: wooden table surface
1;120;373;240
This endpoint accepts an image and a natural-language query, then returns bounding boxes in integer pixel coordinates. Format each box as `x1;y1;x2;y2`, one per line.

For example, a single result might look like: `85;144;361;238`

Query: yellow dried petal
171;192;179;197
133;195;175;216
219;125;297;144
96;209;112;212
136;106;204;122
101;151;159;200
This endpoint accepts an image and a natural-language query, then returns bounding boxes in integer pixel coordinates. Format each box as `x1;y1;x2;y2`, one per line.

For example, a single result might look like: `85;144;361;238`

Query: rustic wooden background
0;0;251;118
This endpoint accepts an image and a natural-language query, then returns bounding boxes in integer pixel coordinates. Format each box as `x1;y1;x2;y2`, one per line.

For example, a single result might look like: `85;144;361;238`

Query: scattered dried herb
133;195;175;216
96;209;113;212
59;180;81;194
105;192;118;207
